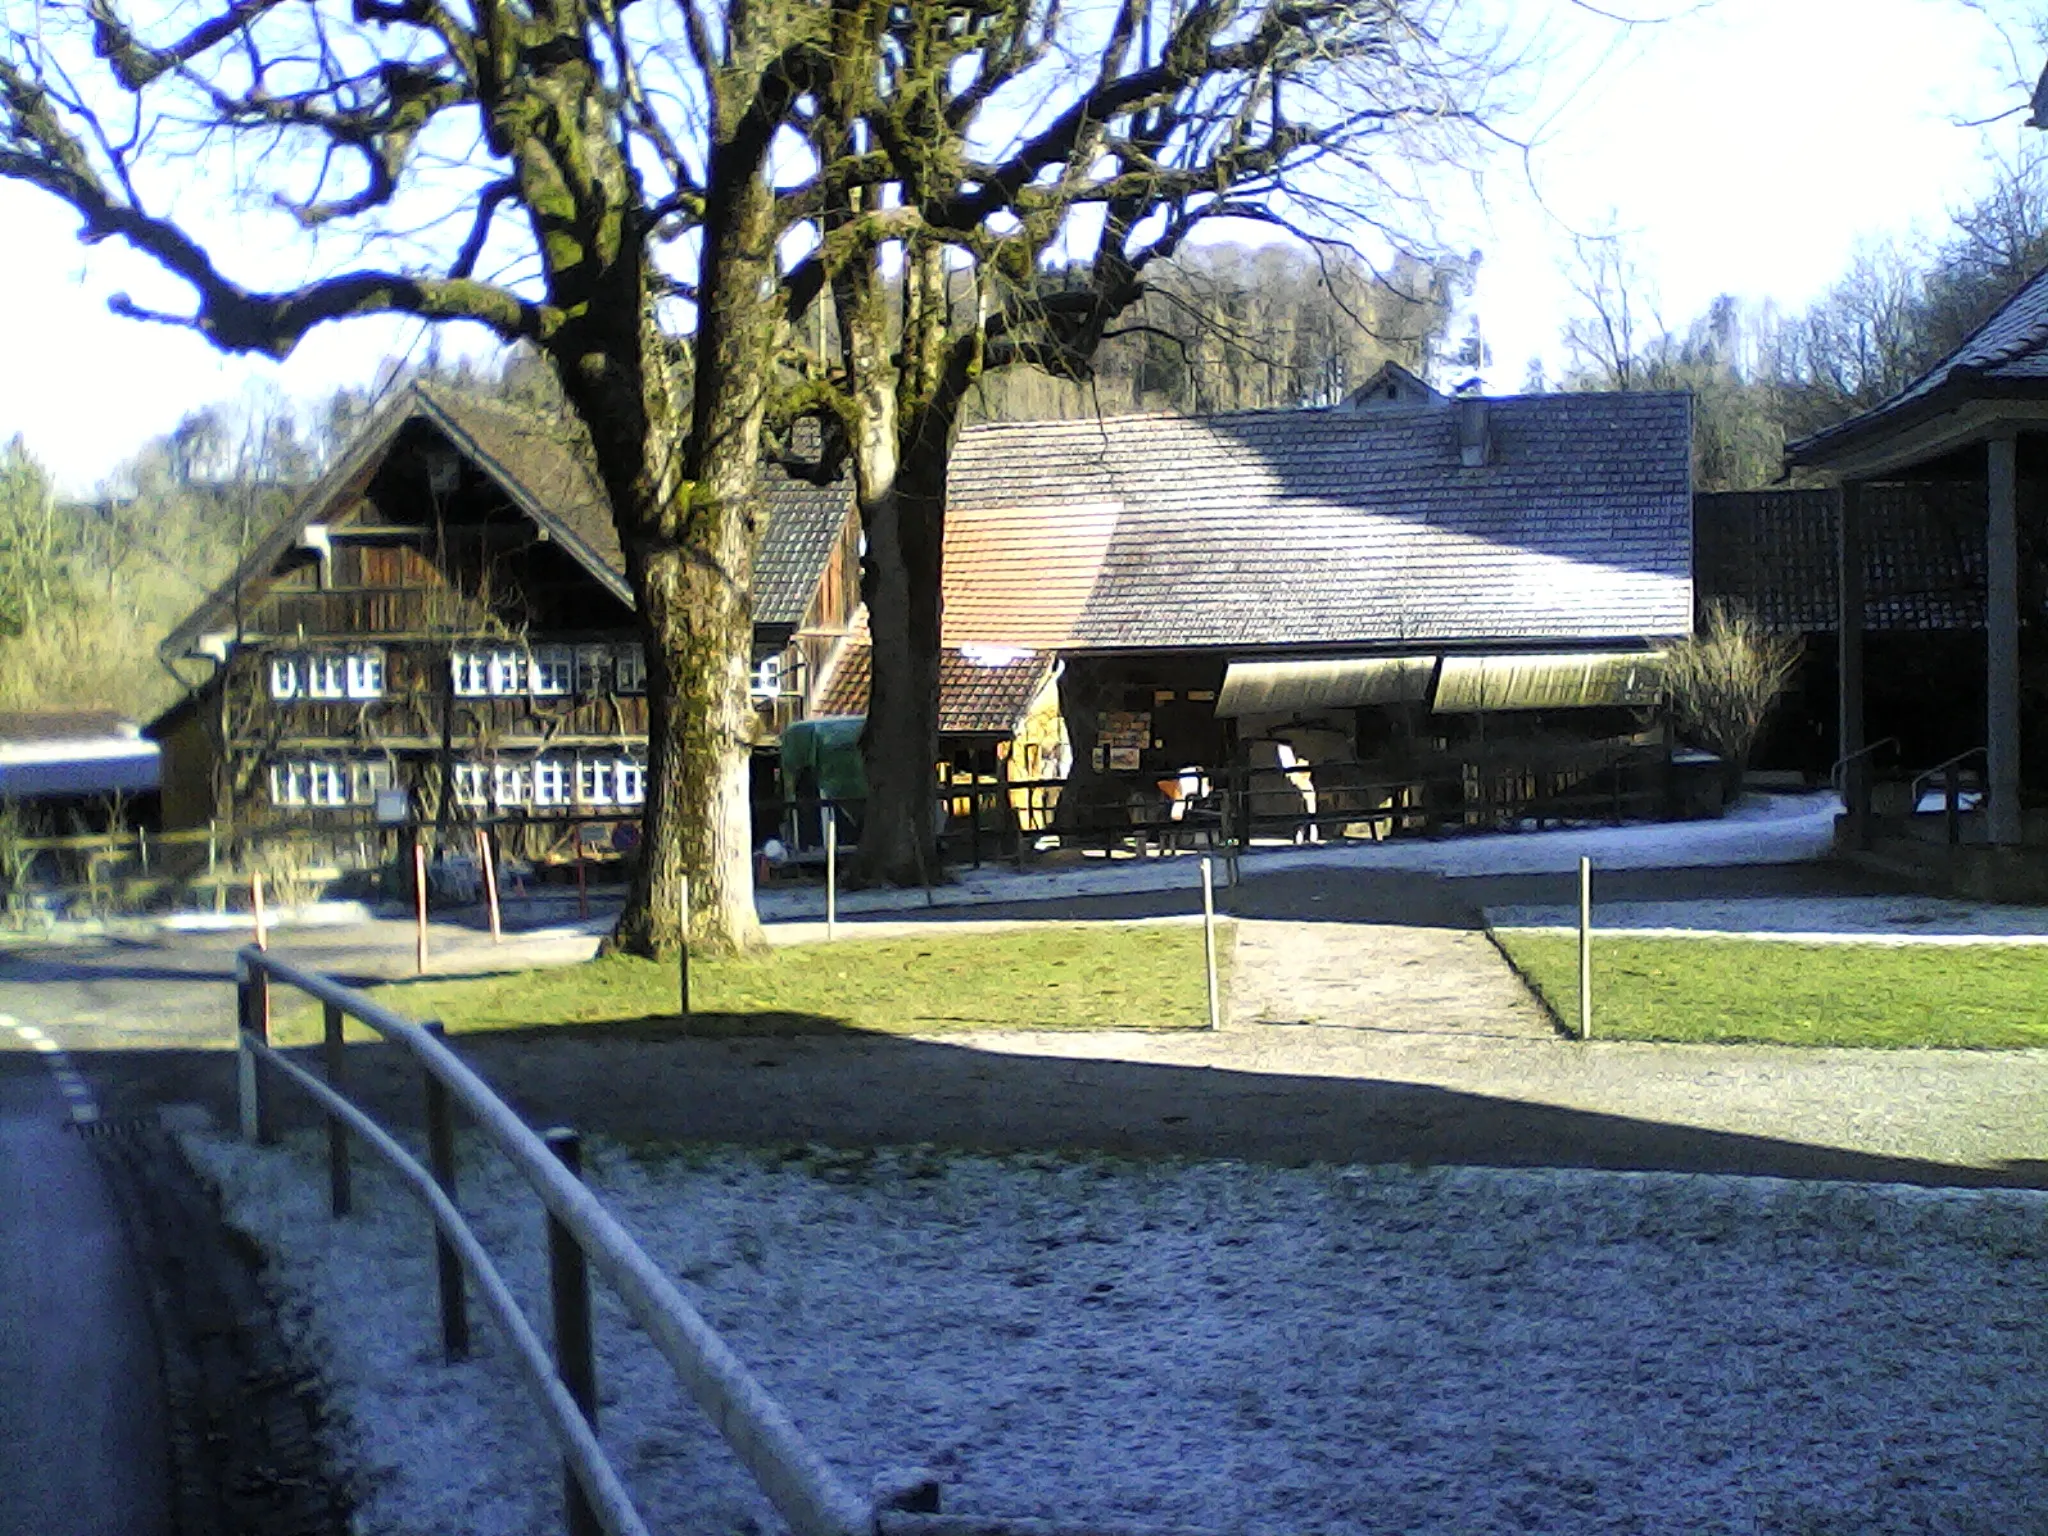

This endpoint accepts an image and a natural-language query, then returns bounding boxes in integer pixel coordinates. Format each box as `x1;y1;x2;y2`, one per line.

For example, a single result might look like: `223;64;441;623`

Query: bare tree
1561;226;1661;390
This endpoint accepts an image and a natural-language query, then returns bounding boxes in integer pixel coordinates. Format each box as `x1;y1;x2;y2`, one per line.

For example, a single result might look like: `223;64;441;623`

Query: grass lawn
1495;931;2048;1049
278;921;1230;1044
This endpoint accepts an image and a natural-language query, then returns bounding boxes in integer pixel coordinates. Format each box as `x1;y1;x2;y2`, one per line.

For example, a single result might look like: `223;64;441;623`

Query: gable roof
1694;485;1985;633
816;642;1052;736
160;386;855;661
942;391;1694;652
1788;266;2048;467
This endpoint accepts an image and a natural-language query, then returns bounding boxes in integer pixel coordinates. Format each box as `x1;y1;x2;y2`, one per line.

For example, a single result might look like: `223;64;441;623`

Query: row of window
266;757;647;811
265;646;648;703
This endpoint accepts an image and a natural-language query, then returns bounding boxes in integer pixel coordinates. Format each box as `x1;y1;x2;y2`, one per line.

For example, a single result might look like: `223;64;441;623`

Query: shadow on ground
77;1014;2048;1192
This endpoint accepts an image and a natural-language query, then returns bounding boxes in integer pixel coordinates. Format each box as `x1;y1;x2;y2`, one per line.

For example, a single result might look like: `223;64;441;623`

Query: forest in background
9;144;2048;724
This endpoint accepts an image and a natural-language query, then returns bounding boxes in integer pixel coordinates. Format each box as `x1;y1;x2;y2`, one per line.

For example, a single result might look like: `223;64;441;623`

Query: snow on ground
185;1127;2048;1536
1489;893;2048;945
752;794;1842;922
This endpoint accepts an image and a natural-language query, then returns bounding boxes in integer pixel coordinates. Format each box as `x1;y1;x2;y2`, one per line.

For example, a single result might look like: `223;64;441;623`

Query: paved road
0;1058;171;1536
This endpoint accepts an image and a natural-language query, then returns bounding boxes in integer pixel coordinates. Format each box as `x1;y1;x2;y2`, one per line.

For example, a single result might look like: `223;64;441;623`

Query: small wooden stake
1201;858;1221;1032
825;812;837;941
476;826;502;943
251;870;268;952
412;840;430;976
1578;855;1593;1042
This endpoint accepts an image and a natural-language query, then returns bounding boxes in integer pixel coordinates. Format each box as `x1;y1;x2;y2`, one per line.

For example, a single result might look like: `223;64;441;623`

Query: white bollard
1202;857;1221;1032
1578;855;1592;1041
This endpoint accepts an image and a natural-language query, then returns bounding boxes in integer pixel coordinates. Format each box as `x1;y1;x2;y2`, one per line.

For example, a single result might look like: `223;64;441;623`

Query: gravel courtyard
187;1128;2048;1536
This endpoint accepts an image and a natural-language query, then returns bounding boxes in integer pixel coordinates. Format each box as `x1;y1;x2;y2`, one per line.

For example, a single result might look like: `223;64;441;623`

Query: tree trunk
857;476;946;886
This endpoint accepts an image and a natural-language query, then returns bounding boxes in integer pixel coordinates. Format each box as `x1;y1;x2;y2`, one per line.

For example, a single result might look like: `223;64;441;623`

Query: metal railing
1908;747;1987;847
1828;737;1900;796
230;948;1235;1536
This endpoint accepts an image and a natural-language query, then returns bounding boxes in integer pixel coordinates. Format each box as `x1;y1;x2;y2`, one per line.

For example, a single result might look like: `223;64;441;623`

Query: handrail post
1947;761;1962;847
236;954;274;1145
324;999;351;1217
545;1127;600;1536
422;1020;469;1362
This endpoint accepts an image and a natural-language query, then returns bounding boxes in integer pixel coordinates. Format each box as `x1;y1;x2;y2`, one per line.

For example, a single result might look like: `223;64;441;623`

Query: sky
0;0;2037;491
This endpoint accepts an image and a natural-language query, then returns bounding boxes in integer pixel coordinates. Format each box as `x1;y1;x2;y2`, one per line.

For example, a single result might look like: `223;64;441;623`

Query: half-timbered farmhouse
940;369;1697;836
147;386;860;868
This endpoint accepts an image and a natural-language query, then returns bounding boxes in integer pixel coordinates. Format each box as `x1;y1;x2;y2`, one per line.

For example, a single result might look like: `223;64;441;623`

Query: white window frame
491;761;532;809
267;762;307;807
268;657;300;701
614;645;646;694
575;646;609;695
486;648;525;697
451;651;490;697
345;650;385;700
576;757;617;806
452;761;490;807
308;761;350;807
530;645;575;697
350;760;394;806
305;653;347;700
750;652;784;701
532;757;571;808
614;758;646;807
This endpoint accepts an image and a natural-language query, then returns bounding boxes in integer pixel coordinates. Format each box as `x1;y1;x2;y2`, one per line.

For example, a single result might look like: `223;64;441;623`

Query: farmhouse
1785;264;2048;894
940;367;1697;837
146;386;860;868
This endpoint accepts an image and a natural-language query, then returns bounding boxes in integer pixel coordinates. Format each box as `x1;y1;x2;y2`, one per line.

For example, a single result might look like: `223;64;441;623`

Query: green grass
278;921;1231;1044
1495;931;2048;1049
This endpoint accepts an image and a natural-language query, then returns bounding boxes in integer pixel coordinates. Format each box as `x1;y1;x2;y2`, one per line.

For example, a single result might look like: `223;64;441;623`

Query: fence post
477;826;502;943
969;782;982;869
323;999;352;1217
252;870;268;952
677;874;690;1018
1947;761;1962;847
208;819;223;913
1201;858;1221;1032
413;839;430;976
421;1020;469;1362
235;955;273;1145
545;1127;600;1536
1577;856;1593;1042
824;811;837;942
137;827;149;877
575;846;589;920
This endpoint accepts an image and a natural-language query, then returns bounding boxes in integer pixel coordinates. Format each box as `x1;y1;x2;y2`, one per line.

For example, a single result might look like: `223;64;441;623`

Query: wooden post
208;819;222;914
235;958;274;1145
1988;435;2023;847
677;874;690;1018
476;827;502;943
251;870;268;952
1201;858;1221;1032
1947;761;1963;848
422;1021;469;1362
136;827;149;876
825;811;837;941
575;846;589;920
1839;479;1868;848
412;839;429;976
545;1127;600;1536
324;999;351;1217
1577;856;1593;1042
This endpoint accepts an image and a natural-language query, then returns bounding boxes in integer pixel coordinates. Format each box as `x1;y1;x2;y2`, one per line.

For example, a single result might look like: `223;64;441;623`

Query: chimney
1457;394;1491;467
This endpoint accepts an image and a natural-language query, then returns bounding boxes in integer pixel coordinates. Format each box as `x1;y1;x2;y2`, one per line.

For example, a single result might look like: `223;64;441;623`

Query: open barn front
1046;647;1696;855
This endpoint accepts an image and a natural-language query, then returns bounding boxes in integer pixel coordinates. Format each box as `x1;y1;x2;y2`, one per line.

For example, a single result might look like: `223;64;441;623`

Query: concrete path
0;1059;170;1536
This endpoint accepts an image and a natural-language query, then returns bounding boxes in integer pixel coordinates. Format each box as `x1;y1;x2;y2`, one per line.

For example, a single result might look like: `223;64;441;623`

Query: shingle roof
160;386;853;659
1693;486;1984;632
942;392;1694;651
1788;266;2048;466
817;644;1052;735
756;468;853;627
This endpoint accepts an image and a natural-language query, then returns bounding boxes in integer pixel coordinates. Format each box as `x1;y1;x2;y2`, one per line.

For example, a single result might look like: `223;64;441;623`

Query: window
576;757;616;806
486;648;525;696
575;646;609;695
350;760;394;806
346;650;385;699
532;757;570;808
615;758;646;807
267;762;306;806
750;652;784;701
491;761;531;809
308;762;350;806
268;658;300;700
530;645;574;697
614;645;646;694
451;651;490;697
306;654;347;700
452;762;490;807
